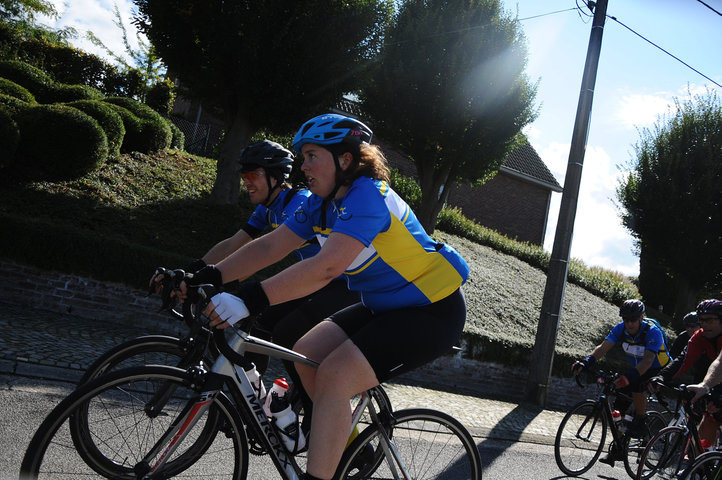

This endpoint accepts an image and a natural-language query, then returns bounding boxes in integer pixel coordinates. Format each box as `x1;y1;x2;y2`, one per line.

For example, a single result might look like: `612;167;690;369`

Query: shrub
0;77;36;103
102;102;145;154
145;78;176;117
390;168;422;210
167;119;185;150
13;104;108;180
104;96;171;152
44;83;103;103
0;92;32;114
0;59;53;101
66;100;125;158
0;106;20;168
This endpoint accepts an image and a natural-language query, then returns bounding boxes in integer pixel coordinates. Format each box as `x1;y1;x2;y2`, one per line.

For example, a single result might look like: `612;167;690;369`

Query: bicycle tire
335;407;482;480
624;410;669;478
78;334;213;384
680;450;722;480
20;365;248;480
636;425;689;480
554;399;607;476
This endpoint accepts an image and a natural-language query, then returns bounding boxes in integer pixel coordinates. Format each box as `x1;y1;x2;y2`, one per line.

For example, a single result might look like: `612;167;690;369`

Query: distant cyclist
572;299;670;464
667;311;701;362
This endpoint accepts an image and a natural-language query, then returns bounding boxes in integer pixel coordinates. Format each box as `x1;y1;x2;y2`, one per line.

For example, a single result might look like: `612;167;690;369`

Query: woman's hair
328;142;390;184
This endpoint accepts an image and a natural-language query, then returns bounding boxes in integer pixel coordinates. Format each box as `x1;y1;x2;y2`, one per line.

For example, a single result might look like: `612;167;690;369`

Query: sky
38;0;722;277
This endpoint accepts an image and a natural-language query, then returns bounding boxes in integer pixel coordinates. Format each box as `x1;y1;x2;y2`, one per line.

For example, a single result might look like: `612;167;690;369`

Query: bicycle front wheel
554;399;607;476
335;407;482;480
624;410;669;478
680;450;722;480
20;365;248;480
636;425;689;480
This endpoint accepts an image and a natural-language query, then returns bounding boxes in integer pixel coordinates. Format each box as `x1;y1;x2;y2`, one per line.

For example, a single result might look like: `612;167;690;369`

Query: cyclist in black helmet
572;299;670;465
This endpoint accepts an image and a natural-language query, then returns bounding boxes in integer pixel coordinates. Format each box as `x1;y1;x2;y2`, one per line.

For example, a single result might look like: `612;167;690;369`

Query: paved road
1;299;568;446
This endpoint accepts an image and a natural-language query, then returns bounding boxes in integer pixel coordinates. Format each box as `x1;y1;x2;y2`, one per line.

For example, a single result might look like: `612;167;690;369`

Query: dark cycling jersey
243;187;319;260
284;176;469;313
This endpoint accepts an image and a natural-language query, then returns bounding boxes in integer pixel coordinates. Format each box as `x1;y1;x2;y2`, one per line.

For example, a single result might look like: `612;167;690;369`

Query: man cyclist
668;311;701;363
572;299;670;464
672;300;722;446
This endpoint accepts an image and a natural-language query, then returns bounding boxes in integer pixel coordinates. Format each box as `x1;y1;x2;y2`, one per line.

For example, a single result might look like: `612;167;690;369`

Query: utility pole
525;0;609;407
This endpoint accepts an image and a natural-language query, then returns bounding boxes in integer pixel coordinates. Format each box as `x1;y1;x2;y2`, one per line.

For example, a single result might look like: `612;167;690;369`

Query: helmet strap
262;172;281;207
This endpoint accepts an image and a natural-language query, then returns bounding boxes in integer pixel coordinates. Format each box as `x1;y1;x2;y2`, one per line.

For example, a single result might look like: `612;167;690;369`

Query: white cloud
616;92;674;130
540;143;639;276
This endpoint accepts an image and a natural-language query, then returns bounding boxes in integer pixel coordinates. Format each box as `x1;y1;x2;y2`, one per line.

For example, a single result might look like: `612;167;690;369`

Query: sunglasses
622;316;640;323
241;169;265;182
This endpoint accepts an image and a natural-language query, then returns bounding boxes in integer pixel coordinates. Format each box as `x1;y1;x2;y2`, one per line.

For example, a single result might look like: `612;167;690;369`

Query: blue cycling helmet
619;299;645;317
292;113;372;153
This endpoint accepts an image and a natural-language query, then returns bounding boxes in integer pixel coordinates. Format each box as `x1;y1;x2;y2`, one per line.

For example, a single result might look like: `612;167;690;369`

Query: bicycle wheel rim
20;365;248;480
335;407;482;480
681;450;722;480
624;410;669;478
554;400;606;476
637;425;689;480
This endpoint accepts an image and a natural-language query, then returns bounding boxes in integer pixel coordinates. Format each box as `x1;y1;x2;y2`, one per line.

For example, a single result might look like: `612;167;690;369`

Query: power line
696;0;722;16
607;15;722;89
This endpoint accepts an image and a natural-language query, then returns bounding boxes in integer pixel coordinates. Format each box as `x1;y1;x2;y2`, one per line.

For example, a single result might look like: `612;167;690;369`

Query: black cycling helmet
239;140;294;206
683;311;699;327
697;299;722;317
619;299;646;317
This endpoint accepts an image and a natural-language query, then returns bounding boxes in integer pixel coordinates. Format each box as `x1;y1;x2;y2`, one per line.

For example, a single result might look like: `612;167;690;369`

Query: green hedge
102;102;145;153
13;104;108;180
0;106;19;168
0;77;36;103
66;100;125;158
0;59;53;102
45;82;104;103
0;92;31;114
104;97;171;152
168;120;185;150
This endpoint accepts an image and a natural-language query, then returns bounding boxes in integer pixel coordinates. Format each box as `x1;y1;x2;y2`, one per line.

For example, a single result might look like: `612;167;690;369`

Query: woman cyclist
188;113;469;480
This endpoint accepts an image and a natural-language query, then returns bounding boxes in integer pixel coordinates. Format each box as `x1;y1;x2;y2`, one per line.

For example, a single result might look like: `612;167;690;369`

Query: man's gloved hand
209;293;250;327
572;355;596;375
188;265;223;290
648;375;665;393
185;258;207;274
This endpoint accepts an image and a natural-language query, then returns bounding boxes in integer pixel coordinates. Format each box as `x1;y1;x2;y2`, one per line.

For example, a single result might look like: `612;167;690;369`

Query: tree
0;0;76;44
361;0;537;231
617;90;722;321
86;2;167;100
132;0;394;204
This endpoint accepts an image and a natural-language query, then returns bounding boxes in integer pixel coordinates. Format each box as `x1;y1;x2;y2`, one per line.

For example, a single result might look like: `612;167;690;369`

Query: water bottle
263;378;289;417
269;391;306;453
235;363;266;400
611;410;622;429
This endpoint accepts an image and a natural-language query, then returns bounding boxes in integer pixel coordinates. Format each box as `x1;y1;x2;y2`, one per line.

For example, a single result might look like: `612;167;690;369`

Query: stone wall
0;259;587;410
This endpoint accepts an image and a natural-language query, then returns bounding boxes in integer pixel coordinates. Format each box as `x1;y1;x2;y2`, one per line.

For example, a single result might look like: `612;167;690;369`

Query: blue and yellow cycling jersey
246;188;319;260
606;320;670;369
284;176;469;312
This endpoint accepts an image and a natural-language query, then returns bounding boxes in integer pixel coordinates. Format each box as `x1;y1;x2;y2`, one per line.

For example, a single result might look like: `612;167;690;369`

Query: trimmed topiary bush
14;104;108;180
0;92;32;114
0;77;36;103
167;119;185;150
45;83;103;103
104;96;171;152
0;60;53;102
102;101;145;153
0;106;20;168
146;78;176;117
66;100;125;158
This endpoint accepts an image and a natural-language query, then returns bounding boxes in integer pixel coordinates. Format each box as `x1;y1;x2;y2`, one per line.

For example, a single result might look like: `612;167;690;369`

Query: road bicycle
20;284;483;479
679;449;722;480
635;385;709;480
554;368;667;478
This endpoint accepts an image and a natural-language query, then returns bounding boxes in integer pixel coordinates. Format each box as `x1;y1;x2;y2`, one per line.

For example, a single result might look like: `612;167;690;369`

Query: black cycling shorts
330;288;466;384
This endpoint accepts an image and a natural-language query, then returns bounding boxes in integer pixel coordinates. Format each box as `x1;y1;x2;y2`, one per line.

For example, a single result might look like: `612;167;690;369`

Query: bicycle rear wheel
554;399;607;476
624;410;669;478
636;425;689;480
20;365;248;480
680;450;722;480
335;407;482;480
78;334;213;383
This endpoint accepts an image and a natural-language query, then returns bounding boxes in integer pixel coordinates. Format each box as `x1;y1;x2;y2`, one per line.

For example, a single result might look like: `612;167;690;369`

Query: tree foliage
362;0;538;231
617;90;722;319
132;0;394;204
